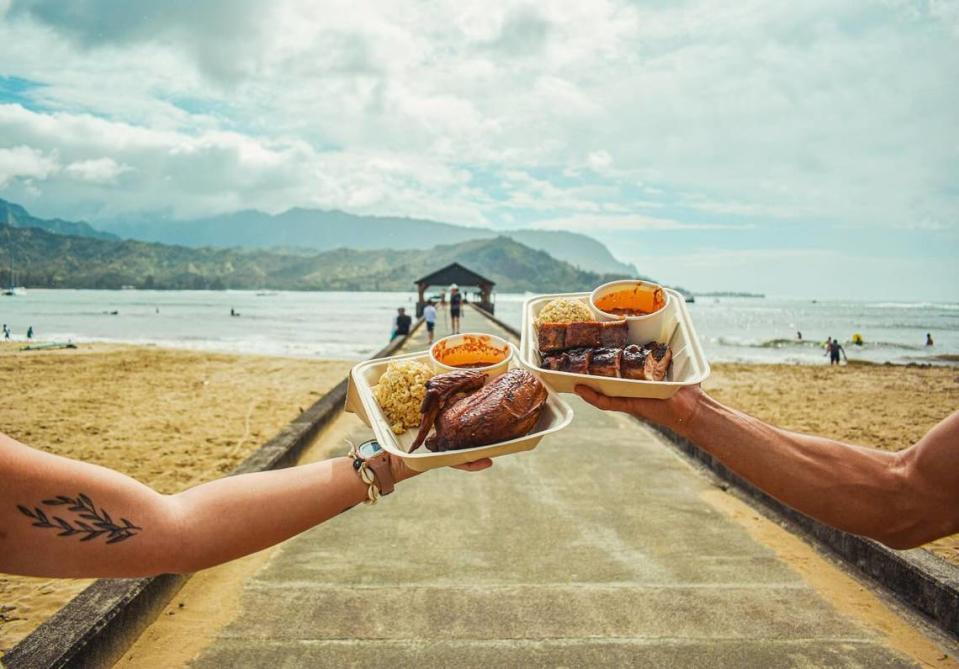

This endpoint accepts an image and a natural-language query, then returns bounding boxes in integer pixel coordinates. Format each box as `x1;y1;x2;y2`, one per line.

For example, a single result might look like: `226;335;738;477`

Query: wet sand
0;342;351;654
706;361;959;565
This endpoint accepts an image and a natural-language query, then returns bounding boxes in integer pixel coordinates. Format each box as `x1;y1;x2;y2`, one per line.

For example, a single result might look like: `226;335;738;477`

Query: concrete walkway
120;310;956;668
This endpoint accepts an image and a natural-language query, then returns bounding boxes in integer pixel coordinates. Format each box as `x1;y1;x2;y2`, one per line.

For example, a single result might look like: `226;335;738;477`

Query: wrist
347;441;401;503
388;453;421;484
669;386;706;438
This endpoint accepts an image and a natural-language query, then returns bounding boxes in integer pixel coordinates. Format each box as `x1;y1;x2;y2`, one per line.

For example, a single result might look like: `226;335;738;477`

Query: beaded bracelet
347;442;382;505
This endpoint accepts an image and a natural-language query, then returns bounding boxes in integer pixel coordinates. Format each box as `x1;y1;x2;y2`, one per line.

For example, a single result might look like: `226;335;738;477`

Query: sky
0;0;957;300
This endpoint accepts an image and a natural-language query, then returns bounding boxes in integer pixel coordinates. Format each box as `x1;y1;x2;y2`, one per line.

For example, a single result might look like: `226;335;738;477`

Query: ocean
1;290;956;366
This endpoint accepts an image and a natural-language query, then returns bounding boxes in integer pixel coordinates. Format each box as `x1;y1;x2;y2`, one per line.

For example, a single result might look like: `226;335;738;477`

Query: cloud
0;0;955;243
483;6;552;56
8;0;272;82
0;144;59;186
0;103;486;223
586;150;613;173
65;157;131;184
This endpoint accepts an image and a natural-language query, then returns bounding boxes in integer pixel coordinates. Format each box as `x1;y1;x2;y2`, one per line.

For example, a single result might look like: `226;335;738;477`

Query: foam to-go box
520;289;710;399
345;348;574;472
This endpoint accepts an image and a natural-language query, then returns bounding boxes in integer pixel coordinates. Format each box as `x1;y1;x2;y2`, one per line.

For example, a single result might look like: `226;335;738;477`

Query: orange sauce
595;284;666;316
433;335;509;369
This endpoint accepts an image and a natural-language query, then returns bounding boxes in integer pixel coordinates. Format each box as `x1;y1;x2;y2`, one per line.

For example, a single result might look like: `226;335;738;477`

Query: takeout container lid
520;289;710;399
345;346;573;472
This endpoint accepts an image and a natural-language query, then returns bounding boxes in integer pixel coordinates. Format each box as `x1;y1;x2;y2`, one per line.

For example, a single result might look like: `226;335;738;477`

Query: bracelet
347;443;381;505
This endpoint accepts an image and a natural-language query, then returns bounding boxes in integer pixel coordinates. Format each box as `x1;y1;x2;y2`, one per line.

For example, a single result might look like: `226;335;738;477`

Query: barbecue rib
537;320;627;353
542;342;672;382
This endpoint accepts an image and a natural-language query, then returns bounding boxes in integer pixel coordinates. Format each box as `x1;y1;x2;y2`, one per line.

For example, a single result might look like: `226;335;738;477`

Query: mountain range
0;206;641;292
97;207;637;276
1;199;117;241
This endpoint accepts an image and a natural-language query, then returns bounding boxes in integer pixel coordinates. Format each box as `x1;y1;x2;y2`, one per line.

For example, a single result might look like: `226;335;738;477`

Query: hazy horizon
1;1;957;300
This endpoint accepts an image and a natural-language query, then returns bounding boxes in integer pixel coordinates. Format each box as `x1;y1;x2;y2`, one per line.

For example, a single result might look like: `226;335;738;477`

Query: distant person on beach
392;307;412;340
449;284;463;334
576;386;959;550
2;324;8;340
26;326;33;340
826;337;846;365
423;301;437;344
230;308;239;317
0;434;490;580
926;333;934;346
797;331;802;341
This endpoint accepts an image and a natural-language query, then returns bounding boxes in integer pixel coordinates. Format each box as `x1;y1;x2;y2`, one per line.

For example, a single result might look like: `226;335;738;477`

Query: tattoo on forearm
17;494;142;544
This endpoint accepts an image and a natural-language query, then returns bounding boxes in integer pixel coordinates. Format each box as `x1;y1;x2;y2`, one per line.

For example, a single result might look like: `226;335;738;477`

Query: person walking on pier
449;284;462;334
423;300;437;344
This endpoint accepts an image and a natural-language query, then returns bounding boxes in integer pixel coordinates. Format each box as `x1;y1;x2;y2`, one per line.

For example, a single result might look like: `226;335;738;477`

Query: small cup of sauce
590;280;672;344
430;333;513;377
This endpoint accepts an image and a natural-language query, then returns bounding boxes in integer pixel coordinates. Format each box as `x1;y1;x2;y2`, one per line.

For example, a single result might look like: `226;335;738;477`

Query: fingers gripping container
520;289;710;399
345;347;574;472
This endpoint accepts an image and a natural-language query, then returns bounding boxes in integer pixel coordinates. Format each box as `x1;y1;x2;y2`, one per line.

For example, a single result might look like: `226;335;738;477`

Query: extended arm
576;386;959;549
0;433;489;578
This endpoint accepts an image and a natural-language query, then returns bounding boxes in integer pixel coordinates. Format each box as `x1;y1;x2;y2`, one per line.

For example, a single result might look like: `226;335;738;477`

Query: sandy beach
1;345;956;654
0;342;351;654
705;361;959;565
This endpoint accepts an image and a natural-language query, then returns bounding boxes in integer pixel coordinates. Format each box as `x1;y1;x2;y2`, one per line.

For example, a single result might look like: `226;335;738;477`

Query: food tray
345;348;574;472
520;289;710;399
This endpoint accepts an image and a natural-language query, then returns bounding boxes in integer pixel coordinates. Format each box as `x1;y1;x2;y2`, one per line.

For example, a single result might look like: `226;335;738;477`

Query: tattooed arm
0;432;491;578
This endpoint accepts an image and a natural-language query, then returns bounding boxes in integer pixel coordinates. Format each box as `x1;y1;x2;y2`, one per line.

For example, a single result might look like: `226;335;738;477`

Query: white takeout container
520;289;710;399
345;347;574;472
430;332;512;377
590;279;672;344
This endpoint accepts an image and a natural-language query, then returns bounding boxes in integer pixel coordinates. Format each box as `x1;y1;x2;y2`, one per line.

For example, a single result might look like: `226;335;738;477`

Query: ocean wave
841;340;925;351
870;302;959;311
711;337;819;349
710;336;926;351
757;338;826;349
